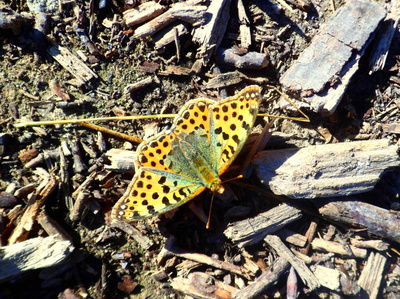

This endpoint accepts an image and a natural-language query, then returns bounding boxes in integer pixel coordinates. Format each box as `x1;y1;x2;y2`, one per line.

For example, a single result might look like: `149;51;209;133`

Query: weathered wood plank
280;0;386;115
252;139;400;198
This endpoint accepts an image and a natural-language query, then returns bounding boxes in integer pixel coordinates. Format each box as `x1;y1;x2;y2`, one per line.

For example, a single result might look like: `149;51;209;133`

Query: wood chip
237;0;251;48
123;1;166;27
311;238;368;258
313;265;341;291
158;236;249;278
318;200;400;244
368;16;398;73
37;209;72;241
192;0;232;65
216;47;269;69
276;228;308;247
124;76;158;94
224;203;303;247
47;44;98;84
171;272;239;298
70;172;96;222
203;70;243;89
357;251;387;299
0;235;74;282
349;239;390;251
104;148;136;173
153;23;189;51
233;257;290;298
265;235;320;290
8;175;57;245
252;139;400;199
132;0;206;39
280;0;386;115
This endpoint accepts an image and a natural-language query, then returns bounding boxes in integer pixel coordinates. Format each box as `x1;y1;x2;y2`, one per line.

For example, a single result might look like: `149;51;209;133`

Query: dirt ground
0;0;400;298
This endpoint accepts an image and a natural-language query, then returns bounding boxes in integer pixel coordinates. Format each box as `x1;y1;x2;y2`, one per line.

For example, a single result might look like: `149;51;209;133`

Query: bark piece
47;44;98;84
265;235;320;290
110;220;153;250
313;265;341;291
104;149;136;173
233;257;290;299
216;47;269;69
158;236;249;278
224;203;302;247
357;251;387;299
8;175;57;245
252;139;400;199
132;0;206;39
123;1;166;27
192;0;232;66
171;272;239;298
154;23;189;50
0;235;74;282
237;0;251;48
318;200;400;244
280;0;386;115
311;238;368;258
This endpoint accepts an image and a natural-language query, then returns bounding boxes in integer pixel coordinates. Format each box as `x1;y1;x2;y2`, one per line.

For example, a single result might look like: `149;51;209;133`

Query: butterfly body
112;86;260;221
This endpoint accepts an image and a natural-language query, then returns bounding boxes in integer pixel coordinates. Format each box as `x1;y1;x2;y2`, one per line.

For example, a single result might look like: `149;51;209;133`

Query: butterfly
111;85;261;221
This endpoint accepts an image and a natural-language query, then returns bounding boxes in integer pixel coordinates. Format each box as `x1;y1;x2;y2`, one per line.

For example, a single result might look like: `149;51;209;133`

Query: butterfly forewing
210;86;260;174
134;98;216;171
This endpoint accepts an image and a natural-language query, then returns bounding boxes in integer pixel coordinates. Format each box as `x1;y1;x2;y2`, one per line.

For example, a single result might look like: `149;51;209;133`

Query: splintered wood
47;45;98;84
192;0;232;67
265;235;320;290
0;235;74;281
358;252;387;299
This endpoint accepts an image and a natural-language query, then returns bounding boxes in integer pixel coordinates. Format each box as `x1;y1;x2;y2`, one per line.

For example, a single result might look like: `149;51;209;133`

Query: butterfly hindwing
112;167;207;220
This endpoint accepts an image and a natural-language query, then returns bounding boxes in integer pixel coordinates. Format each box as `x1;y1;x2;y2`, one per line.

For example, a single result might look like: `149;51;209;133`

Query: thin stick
78;122;143;144
13;114;176;128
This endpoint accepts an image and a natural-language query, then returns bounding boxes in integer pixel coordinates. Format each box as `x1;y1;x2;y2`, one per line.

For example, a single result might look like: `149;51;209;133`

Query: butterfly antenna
206;175;245;229
206;193;215;229
222;174;244;184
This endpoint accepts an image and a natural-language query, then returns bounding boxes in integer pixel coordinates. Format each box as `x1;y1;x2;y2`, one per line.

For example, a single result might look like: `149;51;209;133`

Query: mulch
0;0;399;298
